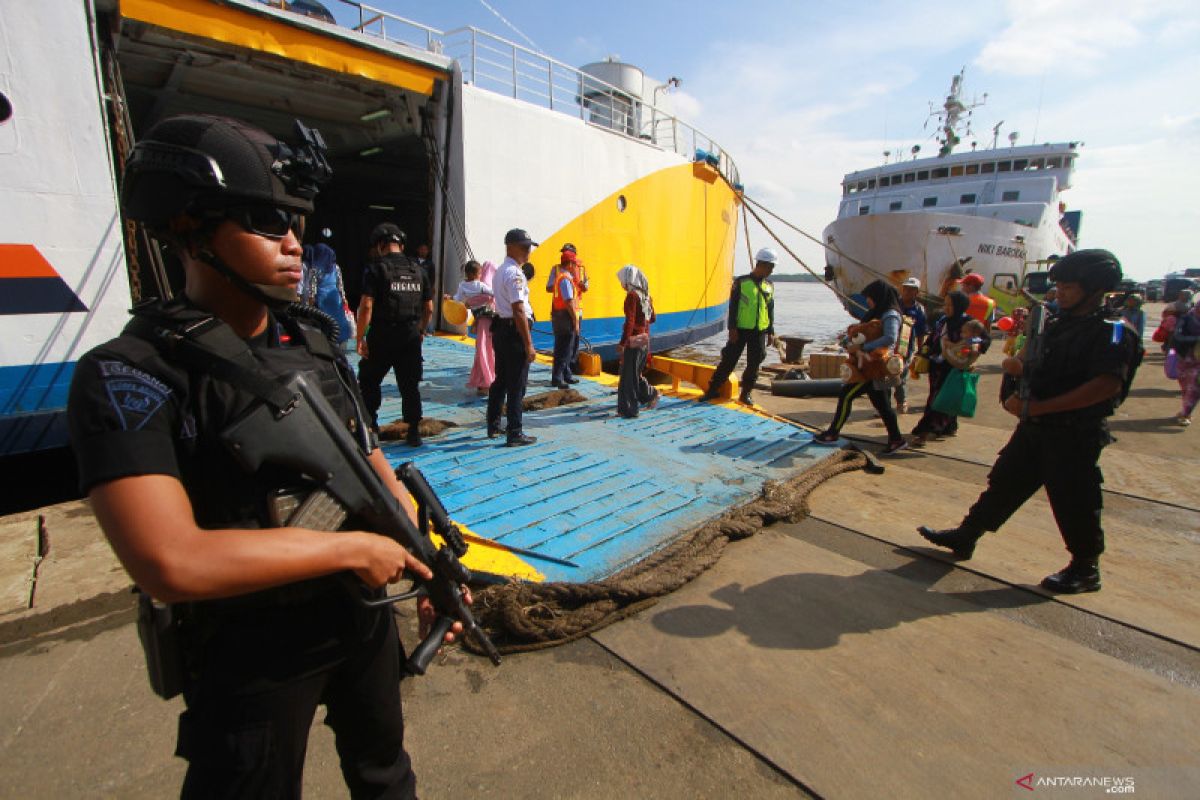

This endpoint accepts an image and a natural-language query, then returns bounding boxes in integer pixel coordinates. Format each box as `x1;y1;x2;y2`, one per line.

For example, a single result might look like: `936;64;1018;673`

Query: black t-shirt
68;306;363;528
1030;309;1138;423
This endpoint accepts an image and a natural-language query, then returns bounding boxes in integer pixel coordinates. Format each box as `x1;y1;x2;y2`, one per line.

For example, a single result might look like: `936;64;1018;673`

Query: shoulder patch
98;360;171;431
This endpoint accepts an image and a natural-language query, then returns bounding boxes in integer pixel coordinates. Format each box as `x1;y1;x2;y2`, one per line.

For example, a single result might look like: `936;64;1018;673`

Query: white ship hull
824;209;1073;314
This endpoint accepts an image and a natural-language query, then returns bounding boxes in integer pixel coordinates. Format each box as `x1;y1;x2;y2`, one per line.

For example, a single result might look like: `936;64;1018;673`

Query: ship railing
318;1;740;186
337;1;443;53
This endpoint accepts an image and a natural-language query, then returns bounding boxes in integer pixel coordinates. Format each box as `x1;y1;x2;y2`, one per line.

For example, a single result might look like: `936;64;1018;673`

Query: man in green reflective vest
701;247;777;405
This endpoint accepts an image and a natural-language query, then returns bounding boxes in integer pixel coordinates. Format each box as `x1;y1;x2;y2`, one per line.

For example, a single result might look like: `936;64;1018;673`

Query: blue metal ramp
363;336;826;583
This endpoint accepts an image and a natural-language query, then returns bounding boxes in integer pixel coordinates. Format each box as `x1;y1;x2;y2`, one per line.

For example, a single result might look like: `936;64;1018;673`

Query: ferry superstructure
0;0;742;455
822;73;1080;315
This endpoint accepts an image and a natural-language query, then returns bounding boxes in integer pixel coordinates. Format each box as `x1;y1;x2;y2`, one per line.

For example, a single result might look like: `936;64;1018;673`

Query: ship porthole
616;194;627;212
0;91;11;124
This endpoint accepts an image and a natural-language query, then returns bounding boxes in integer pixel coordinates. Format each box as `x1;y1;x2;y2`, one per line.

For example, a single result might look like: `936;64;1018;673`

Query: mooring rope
461;447;870;655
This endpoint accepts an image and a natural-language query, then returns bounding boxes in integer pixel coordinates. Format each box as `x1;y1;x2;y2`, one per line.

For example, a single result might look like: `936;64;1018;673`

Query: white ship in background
823;71;1080;315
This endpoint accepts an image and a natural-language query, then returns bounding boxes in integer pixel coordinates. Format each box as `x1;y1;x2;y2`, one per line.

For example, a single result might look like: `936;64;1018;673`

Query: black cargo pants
177;592;414;799
358;320;423;427
962;420;1109;561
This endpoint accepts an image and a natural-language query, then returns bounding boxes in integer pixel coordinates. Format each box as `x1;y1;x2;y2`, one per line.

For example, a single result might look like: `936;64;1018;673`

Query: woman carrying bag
813;280;908;455
910;291;990;447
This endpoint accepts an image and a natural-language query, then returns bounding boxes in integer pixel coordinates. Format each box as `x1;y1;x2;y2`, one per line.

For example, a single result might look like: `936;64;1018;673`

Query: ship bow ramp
373;337;834;584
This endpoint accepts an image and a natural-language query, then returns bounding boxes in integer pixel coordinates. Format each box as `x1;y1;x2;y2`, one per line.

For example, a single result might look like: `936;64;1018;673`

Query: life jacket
965;292;995;324
371;253;424;323
735;277;774;331
551;270;579;313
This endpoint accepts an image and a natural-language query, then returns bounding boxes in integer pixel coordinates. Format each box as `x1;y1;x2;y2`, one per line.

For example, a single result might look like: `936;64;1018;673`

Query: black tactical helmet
121;114;331;226
1048;248;1122;294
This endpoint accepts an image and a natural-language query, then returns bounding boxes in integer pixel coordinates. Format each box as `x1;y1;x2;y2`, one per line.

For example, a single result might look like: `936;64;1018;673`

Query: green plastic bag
931;369;979;418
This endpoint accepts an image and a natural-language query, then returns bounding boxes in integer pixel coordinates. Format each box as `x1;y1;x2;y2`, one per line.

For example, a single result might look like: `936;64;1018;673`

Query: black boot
1040;559;1101;594
406;427;422;447
916;524;982;559
738;390;754;406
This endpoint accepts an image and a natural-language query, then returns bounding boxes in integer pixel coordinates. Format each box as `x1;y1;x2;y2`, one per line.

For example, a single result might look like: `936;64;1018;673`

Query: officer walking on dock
487;228;539;446
66;114;461;797
701;247;777;405
356;223;433;446
917;249;1138;593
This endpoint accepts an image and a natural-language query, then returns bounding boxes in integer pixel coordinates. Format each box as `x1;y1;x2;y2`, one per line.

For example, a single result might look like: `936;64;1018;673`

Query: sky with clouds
331;0;1199;280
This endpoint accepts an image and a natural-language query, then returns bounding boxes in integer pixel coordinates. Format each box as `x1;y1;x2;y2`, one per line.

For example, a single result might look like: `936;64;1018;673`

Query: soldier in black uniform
917;249;1138;593
355;224;433;446
67;114;464;798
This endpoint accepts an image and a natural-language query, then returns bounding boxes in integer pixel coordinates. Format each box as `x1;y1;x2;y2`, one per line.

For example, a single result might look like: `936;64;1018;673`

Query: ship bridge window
981;162;996;174
998;161;1012;172
931;167;949;179
867;179;876;189
1002;190;1020;202
960;193;977;204
1045;156;1062;169
950;165;965;177
859;205;870;215
965;163;979;175
1013;159;1028;170
857;180;867;192
923;196;938;207
1028;158;1044;170
889;200;902;211
917;170;929;180
879;176;889;187
903;172;915;183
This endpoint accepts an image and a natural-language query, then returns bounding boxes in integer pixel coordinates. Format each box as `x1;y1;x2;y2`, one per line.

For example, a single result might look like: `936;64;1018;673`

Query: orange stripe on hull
0;244;59;278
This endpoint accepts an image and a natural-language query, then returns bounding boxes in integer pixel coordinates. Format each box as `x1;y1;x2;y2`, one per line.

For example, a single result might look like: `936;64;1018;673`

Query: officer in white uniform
487;228;538;446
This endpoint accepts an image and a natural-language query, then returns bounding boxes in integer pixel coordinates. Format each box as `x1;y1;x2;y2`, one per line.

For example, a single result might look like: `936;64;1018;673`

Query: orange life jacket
966;292;995;323
552;271;579;313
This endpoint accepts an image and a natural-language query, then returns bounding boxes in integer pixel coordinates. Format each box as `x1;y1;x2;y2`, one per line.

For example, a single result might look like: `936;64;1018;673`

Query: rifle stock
220;372;501;674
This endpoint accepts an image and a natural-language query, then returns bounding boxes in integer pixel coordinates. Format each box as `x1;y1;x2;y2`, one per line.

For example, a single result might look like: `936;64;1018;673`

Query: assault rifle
220;372;501;675
1018;291;1048;421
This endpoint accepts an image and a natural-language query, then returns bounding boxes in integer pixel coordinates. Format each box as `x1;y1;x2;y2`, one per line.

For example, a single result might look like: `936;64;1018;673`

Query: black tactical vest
105;299;368;529
371;253;424;323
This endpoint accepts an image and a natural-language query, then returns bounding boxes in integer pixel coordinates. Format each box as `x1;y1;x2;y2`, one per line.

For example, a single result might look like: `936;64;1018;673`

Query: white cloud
975;0;1197;76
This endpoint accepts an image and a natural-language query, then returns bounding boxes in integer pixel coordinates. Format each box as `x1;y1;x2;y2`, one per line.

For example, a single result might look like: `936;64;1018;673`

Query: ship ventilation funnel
579;59;646;136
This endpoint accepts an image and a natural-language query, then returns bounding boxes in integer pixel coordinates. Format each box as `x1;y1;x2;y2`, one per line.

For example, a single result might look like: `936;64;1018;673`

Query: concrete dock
1;325;1197;798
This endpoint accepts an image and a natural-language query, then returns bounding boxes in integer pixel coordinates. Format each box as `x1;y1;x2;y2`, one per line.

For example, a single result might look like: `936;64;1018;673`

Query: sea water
671;281;855;365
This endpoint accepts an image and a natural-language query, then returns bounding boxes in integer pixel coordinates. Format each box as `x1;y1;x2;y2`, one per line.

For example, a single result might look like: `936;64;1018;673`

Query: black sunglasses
226;205;306;240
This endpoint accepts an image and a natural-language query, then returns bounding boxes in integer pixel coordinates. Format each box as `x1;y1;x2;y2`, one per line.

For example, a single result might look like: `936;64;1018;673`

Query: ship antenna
928;68;987;157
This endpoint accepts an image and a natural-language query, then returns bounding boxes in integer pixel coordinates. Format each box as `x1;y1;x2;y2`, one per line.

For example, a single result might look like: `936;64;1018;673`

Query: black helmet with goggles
121;114;331;228
1047;249;1123;295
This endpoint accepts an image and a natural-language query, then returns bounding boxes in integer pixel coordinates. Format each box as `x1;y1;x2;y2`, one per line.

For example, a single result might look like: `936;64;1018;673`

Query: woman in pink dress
455;260;497;394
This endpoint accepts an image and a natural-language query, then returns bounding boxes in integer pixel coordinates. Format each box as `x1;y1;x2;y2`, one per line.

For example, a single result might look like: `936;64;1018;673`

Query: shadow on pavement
650;556;1049;651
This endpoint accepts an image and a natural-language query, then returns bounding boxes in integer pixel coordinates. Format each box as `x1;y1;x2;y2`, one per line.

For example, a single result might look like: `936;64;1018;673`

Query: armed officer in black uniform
918;249;1138;593
67;114;464;798
355;223;433;447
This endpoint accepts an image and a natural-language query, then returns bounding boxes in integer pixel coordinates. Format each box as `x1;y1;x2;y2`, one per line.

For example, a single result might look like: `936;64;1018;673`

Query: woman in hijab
1171;302;1200;425
814;279;908;454
910;290;990;444
616;264;660;418
465;260;497;394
